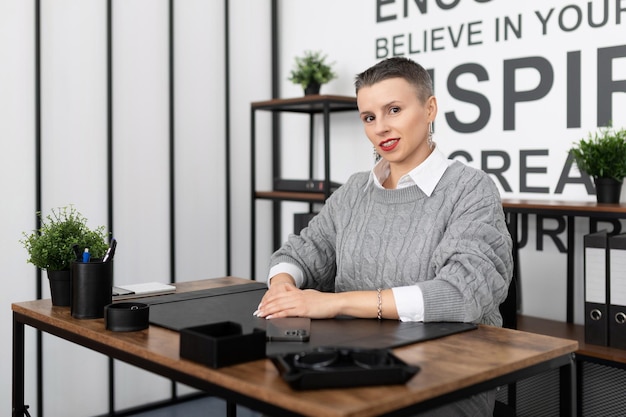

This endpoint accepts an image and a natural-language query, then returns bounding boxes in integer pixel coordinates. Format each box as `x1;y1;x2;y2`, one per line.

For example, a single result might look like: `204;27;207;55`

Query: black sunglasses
293;347;393;371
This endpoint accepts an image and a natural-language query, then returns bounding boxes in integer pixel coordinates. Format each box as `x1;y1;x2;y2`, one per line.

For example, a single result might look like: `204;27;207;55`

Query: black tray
270;347;420;390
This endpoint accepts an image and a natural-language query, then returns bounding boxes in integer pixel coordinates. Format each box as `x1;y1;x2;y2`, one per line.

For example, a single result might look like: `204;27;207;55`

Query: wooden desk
517;315;626;366
502;199;626;323
13;277;578;417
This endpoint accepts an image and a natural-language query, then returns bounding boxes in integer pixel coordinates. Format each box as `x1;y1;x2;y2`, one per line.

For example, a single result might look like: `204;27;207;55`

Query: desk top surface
13;277;578;417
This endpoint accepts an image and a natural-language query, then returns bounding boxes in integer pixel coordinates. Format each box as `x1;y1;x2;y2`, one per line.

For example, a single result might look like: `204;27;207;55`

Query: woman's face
357;77;437;173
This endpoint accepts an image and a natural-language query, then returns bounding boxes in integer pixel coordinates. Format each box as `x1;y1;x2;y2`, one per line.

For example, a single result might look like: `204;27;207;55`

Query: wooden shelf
254;190;326;203
503;199;626;218
517;314;626;365
251;95;357;113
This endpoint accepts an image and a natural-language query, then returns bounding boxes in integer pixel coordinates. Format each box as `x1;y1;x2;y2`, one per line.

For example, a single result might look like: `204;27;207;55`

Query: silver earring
373;147;381;163
428;122;434;150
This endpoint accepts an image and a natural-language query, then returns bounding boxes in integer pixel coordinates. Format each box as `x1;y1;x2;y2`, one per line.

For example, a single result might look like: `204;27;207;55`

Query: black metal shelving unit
249;94;358;280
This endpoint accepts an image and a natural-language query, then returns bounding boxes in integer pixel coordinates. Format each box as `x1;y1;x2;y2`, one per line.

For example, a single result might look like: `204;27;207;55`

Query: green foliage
288;50;337;89
570;126;626;181
20;205;109;271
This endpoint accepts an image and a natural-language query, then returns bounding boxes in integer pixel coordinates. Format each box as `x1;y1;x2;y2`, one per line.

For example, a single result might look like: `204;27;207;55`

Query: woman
255;57;513;416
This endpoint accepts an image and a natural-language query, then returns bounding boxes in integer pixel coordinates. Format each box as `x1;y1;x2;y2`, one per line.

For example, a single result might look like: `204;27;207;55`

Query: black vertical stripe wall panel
107;0;115;412
168;0;177;402
168;0;176;287
34;1;43;415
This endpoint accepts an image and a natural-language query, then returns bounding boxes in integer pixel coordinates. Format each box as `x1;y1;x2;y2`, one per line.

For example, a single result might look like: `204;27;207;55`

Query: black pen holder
180;321;266;368
71;261;113;319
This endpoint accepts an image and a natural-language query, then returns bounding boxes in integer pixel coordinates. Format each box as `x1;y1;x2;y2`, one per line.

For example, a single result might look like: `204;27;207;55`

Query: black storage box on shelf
180;321;266;368
273;178;342;193
270;347;420;390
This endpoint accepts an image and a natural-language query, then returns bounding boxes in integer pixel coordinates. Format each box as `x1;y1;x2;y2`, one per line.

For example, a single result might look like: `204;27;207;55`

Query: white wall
0;0;271;415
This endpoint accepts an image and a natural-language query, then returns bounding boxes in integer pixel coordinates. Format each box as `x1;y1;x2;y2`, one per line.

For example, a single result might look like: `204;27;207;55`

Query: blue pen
82;248;91;263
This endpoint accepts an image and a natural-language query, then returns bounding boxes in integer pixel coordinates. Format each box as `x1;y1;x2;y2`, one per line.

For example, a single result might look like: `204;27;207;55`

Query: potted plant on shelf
20;205;109;306
570;125;626;203
288;50;337;96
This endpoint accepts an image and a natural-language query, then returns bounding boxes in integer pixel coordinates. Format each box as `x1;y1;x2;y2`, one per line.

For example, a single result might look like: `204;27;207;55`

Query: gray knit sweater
270;161;513;326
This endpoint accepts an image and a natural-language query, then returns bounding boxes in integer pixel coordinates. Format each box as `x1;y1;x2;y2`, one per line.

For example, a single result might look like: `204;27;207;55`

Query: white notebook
112;282;176;300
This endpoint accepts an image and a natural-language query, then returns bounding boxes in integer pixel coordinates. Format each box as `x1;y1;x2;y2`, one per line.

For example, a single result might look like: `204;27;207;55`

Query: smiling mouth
379;138;399;152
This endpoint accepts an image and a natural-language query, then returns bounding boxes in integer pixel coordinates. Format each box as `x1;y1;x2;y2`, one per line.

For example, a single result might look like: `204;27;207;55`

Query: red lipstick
379;138;399;152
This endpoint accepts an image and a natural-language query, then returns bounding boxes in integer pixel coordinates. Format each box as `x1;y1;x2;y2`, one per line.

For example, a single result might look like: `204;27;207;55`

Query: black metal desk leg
12;312;30;417
566;216;575;324
226;400;237;417
559;353;577;417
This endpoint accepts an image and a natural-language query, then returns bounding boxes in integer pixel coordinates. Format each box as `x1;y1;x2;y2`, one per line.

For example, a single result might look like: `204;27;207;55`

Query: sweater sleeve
420;171;513;326
267;175;358;291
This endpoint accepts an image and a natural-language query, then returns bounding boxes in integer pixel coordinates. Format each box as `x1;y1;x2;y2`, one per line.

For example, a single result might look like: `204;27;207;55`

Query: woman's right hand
265;273;297;294
254;273;341;319
254;273;296;316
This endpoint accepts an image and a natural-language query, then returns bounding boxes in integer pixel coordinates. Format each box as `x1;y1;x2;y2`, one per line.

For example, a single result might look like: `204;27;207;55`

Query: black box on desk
180;321;266;368
294;212;318;235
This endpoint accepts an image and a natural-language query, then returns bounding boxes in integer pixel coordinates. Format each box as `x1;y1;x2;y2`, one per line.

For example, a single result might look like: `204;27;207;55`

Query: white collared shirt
269;146;453;322
367;145;453;196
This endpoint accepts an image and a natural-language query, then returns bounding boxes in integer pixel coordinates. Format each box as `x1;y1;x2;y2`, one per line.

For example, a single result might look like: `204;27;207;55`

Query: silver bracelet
376;288;382;320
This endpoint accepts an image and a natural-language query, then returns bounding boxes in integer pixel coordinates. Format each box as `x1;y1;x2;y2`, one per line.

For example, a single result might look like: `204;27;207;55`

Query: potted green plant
288;50;337;95
20;205;109;306
570;125;626;203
